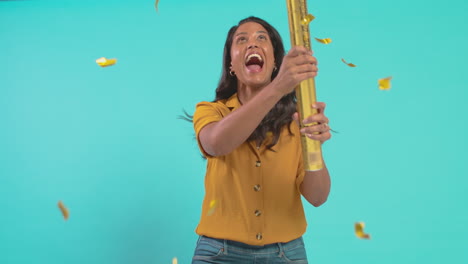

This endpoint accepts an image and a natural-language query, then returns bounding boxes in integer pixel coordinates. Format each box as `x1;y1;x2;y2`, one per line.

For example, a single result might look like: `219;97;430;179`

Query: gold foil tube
286;0;323;171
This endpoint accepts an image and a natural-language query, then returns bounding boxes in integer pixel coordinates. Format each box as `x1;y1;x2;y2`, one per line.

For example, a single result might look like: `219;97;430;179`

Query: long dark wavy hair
183;16;297;151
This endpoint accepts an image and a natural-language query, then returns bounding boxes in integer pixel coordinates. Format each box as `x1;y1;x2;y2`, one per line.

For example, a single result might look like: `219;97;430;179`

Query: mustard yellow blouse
193;93;306;246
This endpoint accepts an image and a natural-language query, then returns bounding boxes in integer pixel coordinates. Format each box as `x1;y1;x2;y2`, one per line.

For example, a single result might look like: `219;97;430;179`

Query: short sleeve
193;101;223;157
296;150;305;190
293;122;306;190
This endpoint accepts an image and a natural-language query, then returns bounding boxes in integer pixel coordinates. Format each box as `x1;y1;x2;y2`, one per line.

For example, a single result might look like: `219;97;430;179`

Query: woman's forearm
300;161;331;207
200;86;283;156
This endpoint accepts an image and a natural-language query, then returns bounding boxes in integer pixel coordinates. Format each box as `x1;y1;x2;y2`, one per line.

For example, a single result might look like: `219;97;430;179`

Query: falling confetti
155;0;160;12
378;76;392;90
57;201;69;220
354;222;370;239
341;58;357;67
95;57;117;67
314;37;332;44
172;257;178;264
207;199;218;216
301;14;315;25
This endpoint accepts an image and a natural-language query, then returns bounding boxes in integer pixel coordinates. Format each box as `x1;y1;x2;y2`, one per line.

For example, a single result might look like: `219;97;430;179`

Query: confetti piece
355;222;370;239
57;200;69;220
172;257;178;264
207;199;218;216
95;57;117;67
155;0;160;12
314;37;332;44
341;58;357;67
301;14;315;25
378;76;392;90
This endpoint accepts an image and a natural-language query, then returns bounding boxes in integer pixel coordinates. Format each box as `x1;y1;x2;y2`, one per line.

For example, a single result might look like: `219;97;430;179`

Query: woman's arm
294;102;332;207
200;47;317;157
300;161;331;207
199;88;283;156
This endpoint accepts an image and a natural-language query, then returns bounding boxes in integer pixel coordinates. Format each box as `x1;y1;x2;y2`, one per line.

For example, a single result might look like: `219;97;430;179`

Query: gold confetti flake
155;0;160;12
207;199;218;216
354;222;370;239
341;58;356;67
95;57;117;67
172;257;178;264
301;14;315;25
378;76;392;90
57;200;69;220
314;37;332;44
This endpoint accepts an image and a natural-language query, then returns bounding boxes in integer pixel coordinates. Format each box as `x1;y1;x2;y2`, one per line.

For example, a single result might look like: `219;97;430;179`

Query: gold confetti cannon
286;0;323;171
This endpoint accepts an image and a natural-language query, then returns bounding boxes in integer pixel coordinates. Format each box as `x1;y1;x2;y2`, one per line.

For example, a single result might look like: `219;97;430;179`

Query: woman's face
230;22;275;89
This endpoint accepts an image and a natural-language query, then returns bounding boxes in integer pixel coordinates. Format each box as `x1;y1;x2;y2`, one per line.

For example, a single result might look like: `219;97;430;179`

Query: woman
191;16;331;264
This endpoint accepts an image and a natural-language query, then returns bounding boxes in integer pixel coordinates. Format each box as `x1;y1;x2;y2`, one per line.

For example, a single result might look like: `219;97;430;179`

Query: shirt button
253;184;261;192
256;233;263;240
254;210;262;216
255;161;261;167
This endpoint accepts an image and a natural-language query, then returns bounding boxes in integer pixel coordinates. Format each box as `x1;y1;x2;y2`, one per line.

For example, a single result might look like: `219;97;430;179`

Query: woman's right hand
270;46;318;96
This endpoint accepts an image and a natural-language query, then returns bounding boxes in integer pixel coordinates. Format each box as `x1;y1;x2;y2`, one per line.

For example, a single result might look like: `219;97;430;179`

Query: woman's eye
258;35;267;40
237;37;247;43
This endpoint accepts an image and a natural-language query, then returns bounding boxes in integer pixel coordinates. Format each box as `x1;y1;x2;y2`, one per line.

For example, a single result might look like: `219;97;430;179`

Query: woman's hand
293;102;331;143
270;46;318;96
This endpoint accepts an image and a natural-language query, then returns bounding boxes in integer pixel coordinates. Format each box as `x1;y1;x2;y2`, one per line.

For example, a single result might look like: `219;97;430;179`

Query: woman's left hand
293;102;331;144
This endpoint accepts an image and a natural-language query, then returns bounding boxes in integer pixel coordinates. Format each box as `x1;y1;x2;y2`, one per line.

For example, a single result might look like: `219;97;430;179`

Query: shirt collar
225;93;241;111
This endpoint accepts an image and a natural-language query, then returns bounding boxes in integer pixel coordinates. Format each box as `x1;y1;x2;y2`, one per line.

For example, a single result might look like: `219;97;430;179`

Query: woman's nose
248;44;259;49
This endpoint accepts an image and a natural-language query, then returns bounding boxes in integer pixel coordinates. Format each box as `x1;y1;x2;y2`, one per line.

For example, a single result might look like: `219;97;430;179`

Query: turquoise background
1;0;467;263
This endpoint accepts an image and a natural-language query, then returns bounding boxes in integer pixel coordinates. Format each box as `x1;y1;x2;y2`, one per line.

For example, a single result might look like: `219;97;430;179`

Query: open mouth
245;53;264;73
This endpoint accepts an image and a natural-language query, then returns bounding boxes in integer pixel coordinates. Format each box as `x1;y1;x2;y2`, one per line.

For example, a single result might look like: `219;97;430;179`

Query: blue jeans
191;235;308;264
